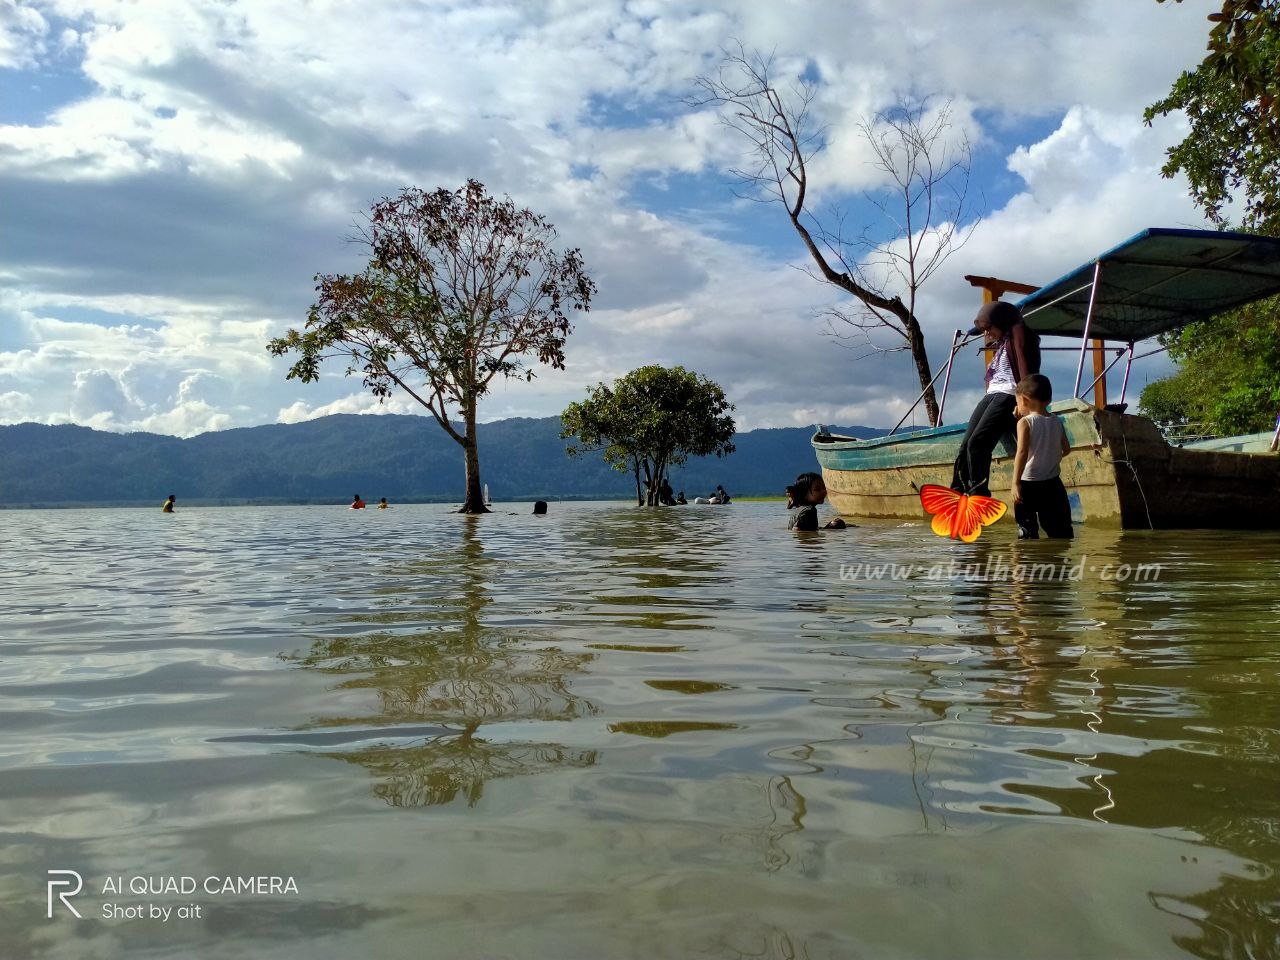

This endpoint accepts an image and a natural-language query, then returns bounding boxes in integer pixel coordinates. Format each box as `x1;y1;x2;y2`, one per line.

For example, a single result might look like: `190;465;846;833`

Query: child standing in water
1011;375;1072;539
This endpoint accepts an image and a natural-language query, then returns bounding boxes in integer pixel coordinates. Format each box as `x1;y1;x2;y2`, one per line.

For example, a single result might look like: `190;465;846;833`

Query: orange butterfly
919;484;1008;542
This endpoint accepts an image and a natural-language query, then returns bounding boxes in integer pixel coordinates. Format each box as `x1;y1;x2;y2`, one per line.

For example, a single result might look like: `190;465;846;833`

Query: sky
0;0;1217;438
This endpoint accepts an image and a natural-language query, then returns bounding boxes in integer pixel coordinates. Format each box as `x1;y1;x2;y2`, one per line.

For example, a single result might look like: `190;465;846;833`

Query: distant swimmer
351;494;366;509
377;497;389;509
162;494;176;513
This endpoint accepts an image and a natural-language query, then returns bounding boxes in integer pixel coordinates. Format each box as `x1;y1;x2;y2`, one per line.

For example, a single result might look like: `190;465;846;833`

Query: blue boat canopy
1015;228;1280;341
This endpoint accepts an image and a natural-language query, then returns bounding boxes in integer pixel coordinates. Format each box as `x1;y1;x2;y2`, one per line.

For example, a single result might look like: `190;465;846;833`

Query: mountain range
0;415;889;507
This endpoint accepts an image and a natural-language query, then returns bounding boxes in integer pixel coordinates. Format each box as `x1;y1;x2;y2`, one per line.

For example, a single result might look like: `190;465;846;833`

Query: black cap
968;300;1022;336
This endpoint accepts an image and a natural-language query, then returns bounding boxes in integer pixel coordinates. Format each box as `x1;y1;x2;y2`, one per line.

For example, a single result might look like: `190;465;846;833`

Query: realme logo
47;870;83;919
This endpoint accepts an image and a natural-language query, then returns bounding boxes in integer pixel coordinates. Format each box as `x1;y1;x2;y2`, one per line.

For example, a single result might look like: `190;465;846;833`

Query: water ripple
3;504;1278;956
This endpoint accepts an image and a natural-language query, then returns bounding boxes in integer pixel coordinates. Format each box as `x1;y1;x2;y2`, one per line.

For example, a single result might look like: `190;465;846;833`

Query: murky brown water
2;503;1277;958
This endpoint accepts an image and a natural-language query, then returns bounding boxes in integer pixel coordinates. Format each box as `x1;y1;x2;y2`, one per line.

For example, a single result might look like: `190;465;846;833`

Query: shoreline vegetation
0;499;788;514
0;496;636;510
1;416;872;509
0;496;790;510
5;499;791;511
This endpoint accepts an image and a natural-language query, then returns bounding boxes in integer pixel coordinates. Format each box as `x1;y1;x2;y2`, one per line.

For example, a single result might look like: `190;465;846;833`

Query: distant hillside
0;415;887;506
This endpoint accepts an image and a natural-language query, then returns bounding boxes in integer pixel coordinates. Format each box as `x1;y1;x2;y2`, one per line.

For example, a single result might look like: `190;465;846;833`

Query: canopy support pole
936;329;964;425
888;339;973;437
1082;348;1128;404
1073;261;1103;399
1118;342;1136;405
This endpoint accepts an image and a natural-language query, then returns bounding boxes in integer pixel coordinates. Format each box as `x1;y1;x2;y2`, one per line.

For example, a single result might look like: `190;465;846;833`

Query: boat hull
812;399;1280;529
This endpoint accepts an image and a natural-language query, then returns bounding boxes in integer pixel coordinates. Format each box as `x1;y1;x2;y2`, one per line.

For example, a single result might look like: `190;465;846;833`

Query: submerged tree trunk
458;400;489;514
645;458;667;506
907;317;940;427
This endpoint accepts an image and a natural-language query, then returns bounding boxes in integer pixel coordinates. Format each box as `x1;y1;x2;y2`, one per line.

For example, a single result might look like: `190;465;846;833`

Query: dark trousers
1014;476;1074;539
950;392;1016;497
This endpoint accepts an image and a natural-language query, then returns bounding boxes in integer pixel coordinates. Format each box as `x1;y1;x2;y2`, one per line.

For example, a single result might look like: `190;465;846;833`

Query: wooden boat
813;228;1280;529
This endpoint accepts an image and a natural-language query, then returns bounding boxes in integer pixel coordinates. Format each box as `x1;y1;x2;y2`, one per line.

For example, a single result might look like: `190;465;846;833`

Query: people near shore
659;478;675;506
706;484;731;504
161;494;176;513
1012;375;1073;540
351;494;366;509
377;497;389;509
533;500;548;514
675;490;687;505
950;300;1041;497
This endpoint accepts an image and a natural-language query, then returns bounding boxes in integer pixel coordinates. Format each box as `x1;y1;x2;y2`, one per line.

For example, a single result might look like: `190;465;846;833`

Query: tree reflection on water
285;517;598;807
332;730;596;808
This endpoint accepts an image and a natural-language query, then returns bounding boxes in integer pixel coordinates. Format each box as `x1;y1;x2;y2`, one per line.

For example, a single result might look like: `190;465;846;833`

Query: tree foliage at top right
1144;0;1280;234
1138;1;1280;436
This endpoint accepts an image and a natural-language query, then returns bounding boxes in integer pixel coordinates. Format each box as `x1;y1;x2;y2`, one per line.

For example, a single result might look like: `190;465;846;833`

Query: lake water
2;502;1277;959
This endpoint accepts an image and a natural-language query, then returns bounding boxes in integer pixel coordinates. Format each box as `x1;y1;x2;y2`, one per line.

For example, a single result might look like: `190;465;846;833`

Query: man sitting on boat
951;301;1040;497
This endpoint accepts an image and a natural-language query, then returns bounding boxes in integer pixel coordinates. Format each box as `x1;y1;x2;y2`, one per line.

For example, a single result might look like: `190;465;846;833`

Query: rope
1097;424;1154;530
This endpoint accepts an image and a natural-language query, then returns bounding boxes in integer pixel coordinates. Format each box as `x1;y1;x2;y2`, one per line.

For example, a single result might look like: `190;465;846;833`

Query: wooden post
1092;338;1107;407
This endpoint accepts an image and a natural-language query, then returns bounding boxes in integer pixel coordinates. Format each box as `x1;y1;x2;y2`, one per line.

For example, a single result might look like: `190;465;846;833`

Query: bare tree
690;45;980;426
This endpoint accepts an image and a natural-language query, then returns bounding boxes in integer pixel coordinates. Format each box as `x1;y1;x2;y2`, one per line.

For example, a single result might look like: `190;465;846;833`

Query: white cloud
0;0;1218;440
275;392;424;425
0;0;48;69
69;367;131;421
134;399;232;437
0;389;36;421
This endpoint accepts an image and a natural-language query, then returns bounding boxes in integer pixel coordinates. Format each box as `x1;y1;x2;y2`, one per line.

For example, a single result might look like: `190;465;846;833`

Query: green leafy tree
1139;298;1280;435
1140;1;1280;434
1145;0;1280;233
267;180;595;513
561;365;736;506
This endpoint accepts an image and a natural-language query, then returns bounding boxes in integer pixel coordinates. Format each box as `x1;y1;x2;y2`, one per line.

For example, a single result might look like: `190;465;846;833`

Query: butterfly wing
919;485;962;538
952;493;1009;542
919;484;1007;541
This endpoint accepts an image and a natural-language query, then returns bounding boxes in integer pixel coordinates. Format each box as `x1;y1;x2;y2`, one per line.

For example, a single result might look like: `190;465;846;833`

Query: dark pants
1014;476;1074;539
951;392;1016;497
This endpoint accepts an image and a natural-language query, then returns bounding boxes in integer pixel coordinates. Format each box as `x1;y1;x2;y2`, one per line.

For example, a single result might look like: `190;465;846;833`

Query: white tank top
1020;412;1065;481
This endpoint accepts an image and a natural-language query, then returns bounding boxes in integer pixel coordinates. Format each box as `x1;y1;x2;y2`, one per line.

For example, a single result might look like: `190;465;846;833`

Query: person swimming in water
162;494;176;513
377;497;389;509
351;494;366;509
785;473;849;530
